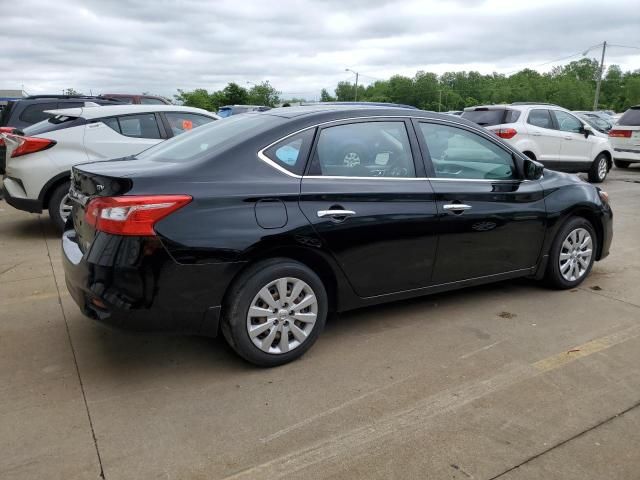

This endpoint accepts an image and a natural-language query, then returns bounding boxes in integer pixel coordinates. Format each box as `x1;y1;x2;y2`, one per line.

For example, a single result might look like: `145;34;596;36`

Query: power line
608;43;640;51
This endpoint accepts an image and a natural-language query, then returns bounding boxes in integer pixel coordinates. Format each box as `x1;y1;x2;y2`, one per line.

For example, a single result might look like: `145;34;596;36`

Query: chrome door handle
317;209;356;218
564;136;573;140
443;204;472;212
531;132;542;136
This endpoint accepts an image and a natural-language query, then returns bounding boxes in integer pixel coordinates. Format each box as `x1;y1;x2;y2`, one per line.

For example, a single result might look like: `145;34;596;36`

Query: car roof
252;104;435;119
42;104;218;119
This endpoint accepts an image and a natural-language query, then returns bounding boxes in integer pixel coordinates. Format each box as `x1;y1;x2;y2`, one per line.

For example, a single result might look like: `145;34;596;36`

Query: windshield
461;109;506;126
136;114;283;162
618;108;640;126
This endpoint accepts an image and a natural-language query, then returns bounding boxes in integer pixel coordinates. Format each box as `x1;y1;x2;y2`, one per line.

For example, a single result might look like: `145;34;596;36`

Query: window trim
550;109;585;134
257;115;530;182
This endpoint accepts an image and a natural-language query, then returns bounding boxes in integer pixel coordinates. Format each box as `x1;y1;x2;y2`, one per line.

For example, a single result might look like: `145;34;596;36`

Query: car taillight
494;128;518;139
85;195;192;236
608;129;632;138
6;134;56;157
0;127;15;146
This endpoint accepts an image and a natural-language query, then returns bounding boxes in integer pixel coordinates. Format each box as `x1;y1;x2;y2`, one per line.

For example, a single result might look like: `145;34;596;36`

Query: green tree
320;88;335;102
222;82;249;105
175;88;213;110
247;81;280;106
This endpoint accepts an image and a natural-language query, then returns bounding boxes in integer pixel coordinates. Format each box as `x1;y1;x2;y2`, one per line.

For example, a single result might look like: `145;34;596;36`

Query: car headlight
598;190;609;204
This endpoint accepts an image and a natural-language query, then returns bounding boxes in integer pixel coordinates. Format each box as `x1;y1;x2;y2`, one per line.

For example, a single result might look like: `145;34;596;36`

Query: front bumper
2;177;43;213
62;230;242;337
599;202;613;260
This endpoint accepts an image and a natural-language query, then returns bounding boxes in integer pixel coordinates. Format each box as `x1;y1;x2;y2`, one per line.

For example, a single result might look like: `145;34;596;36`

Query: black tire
48;181;71;231
545;217;597;290
221;258;328;367
614;159;630;169
588;153;608;183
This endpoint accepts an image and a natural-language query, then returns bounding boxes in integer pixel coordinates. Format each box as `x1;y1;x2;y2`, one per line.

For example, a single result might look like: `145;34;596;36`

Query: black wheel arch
38;171;70;210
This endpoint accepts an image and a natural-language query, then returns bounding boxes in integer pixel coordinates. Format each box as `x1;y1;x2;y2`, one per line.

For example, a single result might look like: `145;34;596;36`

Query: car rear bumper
613;148;640;162
2;177;43;213
62;229;243;337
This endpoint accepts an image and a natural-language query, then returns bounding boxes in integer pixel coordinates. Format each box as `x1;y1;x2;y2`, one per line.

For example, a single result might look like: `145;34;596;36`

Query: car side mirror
582;124;593;137
523;158;544;180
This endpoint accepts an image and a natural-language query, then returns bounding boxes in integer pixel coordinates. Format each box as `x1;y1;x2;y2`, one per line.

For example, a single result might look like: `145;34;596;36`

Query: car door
414;120;546;284
298;118;439;297
524;109;563;162
83;112;166;161
552;110;593;168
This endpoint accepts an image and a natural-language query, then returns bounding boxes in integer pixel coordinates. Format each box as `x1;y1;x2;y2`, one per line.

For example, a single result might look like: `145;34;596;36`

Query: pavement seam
486;399;640;480
39;217;106;480
578;286;640;310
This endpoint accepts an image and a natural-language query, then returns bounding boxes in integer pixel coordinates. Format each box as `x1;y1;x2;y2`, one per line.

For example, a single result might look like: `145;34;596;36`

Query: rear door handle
317;209;356;218
564;135;573;140
531;132;542;136
443;204;472;213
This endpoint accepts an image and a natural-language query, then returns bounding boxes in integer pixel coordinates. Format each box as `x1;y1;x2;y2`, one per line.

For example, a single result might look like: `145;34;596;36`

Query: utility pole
345;69;359;101
593;41;607;111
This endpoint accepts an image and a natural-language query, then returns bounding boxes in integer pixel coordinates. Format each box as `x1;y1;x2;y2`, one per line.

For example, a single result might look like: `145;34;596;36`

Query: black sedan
63;106;613;367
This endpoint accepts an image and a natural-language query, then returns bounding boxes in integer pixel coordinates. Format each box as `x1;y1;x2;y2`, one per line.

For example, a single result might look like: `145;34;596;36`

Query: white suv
1;105;218;229
462;103;614;183
608;106;640;168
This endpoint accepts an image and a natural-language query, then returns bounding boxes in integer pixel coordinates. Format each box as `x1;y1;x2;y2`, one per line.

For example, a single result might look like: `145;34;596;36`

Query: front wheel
614;159;630;169
221;259;328;367
588;154;608;183
48;181;72;231
545;217;597;289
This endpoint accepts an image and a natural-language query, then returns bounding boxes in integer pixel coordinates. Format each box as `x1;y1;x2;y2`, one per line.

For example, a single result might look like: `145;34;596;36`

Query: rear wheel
48;181;72;231
588;153;608;183
614;160;630;169
222;258;328;367
545;217;597;289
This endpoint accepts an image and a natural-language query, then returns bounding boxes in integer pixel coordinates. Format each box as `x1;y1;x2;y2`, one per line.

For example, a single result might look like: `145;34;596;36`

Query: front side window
117;113;161;139
310;121;415;178
263;129;315;175
419;123;516;180
165;112;215;136
553;111;583;133
527;109;554;129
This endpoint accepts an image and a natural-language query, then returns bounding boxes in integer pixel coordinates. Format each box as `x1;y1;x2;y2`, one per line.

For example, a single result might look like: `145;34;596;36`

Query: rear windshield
23;115;86;136
461;109;519;126
618;108;640;126
136;114;283;163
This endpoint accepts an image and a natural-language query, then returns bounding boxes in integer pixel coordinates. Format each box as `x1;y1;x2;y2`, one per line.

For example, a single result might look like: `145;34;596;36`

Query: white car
1;105;218;228
608;106;640;168
461;103;614;183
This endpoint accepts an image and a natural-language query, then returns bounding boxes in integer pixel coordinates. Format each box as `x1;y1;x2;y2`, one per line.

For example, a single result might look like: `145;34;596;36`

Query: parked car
608;105;640;168
62;106;612;367
462;103;614;182
1;105;218;229
217;105;271;117
101;93;171;105
573;111;613;133
0;95;126;130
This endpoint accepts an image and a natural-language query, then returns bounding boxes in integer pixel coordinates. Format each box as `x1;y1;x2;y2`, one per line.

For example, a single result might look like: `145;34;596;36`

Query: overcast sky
2;0;639;100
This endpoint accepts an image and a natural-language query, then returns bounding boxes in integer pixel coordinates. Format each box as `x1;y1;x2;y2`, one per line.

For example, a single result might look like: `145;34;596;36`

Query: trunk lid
69;164;133;251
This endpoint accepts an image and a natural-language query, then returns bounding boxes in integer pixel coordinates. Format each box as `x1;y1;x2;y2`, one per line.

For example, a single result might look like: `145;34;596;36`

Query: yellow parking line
534;324;640;372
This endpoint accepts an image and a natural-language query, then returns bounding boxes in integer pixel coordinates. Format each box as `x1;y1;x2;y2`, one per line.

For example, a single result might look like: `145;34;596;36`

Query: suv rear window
618;108;640;126
461;109;519;126
19;102;57;124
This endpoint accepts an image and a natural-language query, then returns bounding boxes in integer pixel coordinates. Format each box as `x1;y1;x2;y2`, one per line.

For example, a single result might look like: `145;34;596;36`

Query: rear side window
527;109;554;129
22;115;86;136
19;103;57;124
310;121;416;178
263;129;315;176
101;117;121;133
618;108;640;126
165;112;215;136
461;109;506;126
117;113;161;139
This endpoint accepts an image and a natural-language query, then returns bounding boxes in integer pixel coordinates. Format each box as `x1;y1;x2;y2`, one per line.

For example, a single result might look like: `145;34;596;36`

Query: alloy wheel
559;227;593;282
597;157;607;181
246;277;318;354
59;193;73;222
343;152;361;167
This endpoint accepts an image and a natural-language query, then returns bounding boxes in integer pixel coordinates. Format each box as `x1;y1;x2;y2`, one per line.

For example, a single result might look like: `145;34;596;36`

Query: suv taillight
608;129;632;138
0;127;15;146
85;195;192;236
494;128;518;139
5;133;56;157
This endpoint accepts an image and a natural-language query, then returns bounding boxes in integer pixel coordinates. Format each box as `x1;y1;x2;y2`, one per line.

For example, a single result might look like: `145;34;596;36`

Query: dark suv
0;95;126;130
100;94;171;105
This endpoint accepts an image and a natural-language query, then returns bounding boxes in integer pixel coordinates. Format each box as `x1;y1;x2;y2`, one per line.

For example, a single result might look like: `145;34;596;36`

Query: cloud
1;0;639;100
